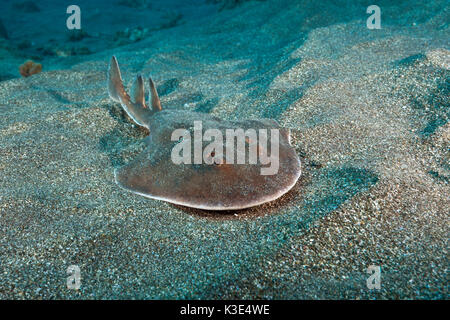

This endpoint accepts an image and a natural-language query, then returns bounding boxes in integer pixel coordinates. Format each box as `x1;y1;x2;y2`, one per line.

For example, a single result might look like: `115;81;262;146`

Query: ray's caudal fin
107;56;162;128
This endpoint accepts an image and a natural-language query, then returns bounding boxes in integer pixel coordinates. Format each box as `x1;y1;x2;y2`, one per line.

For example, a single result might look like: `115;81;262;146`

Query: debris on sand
19;60;42;77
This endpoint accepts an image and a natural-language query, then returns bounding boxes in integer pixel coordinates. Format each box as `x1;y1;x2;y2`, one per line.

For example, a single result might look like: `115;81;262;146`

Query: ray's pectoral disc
108;56;301;211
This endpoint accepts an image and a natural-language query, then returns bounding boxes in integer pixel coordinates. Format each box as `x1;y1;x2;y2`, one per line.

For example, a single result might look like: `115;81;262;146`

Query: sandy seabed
0;0;448;299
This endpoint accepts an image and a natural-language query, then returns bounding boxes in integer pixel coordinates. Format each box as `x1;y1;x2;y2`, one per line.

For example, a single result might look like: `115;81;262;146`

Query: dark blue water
1;0;448;80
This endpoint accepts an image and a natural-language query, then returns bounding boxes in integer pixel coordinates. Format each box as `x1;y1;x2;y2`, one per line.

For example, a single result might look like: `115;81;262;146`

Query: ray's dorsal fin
108;56;155;128
108;56;125;102
149;77;162;112
132;75;146;108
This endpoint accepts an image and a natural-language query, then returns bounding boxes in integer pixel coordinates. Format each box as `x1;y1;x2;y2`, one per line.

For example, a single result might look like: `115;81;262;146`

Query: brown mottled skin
108;56;301;210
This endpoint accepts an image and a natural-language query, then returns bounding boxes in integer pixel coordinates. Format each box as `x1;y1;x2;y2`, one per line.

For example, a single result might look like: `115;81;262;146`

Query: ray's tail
107;56;162;128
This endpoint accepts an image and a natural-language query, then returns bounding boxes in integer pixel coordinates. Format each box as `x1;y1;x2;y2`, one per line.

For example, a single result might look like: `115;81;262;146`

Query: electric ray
108;56;301;210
